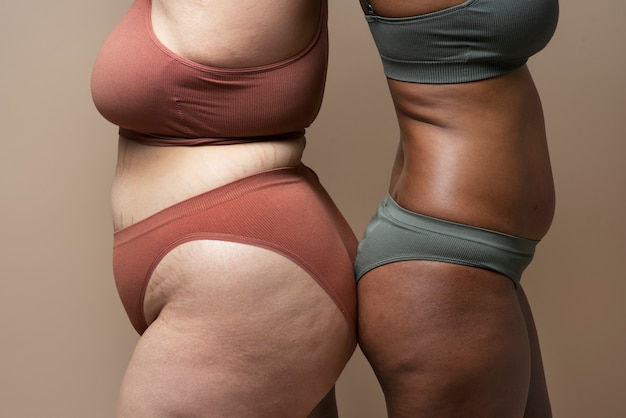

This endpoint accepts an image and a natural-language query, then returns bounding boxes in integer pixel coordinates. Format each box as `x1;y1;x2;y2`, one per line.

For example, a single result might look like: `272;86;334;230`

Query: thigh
518;287;553;418
116;241;354;418
357;260;530;418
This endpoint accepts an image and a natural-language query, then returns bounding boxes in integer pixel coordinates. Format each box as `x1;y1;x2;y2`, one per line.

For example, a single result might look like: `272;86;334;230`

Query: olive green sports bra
360;0;559;83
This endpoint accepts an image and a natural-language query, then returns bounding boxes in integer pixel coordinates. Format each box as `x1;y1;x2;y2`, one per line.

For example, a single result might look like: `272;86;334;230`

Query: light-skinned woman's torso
110;0;322;231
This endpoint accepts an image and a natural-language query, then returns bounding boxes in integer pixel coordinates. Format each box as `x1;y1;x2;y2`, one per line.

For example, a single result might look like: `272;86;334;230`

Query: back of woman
92;0;357;416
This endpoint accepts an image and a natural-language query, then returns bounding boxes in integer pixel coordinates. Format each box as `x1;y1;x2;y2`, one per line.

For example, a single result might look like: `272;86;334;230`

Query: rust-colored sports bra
91;0;328;146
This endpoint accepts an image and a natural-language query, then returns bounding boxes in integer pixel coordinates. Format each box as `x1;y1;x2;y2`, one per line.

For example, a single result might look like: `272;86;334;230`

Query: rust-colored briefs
113;164;358;342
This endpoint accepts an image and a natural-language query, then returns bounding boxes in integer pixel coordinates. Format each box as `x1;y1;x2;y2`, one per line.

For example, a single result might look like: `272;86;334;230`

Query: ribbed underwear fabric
113;164;358;341
355;195;538;287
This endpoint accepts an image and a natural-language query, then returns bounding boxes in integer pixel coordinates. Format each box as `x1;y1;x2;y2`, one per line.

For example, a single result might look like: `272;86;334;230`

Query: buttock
113;164;358;339
355;194;538;286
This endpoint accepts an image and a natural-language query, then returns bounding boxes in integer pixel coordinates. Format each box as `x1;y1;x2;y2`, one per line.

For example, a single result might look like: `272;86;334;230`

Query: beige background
1;0;624;417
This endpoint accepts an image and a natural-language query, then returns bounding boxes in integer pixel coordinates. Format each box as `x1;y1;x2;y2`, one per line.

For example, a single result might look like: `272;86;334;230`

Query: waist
388;66;542;131
386;67;555;239
111;135;306;231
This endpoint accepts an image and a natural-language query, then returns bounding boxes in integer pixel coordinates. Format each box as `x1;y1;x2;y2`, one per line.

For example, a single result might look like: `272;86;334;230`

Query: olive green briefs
354;195;538;286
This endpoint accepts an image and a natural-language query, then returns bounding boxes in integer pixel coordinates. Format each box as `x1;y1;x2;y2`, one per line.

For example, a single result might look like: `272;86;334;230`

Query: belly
387;67;555;239
111;136;306;231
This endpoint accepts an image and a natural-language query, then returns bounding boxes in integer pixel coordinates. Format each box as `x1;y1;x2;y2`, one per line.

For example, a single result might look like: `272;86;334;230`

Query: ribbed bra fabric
91;0;328;145
360;0;559;83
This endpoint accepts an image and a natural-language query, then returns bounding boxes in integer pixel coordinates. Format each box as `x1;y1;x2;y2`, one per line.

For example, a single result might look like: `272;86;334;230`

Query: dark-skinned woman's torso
362;0;559;240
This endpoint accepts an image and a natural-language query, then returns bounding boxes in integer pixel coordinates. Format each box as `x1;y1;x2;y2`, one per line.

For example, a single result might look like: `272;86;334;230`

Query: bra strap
359;0;375;15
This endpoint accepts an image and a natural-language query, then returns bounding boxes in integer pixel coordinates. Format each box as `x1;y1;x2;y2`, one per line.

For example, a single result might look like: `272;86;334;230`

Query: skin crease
111;0;354;417
357;0;555;417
